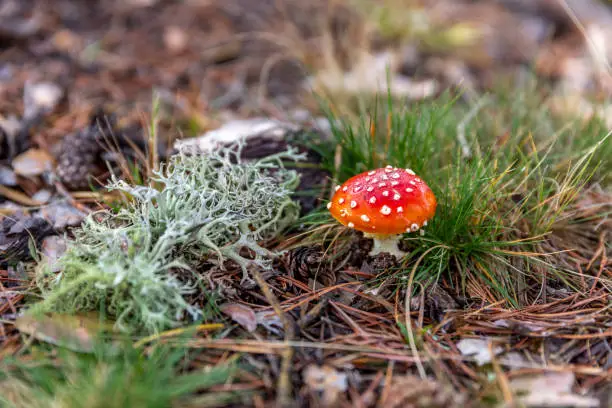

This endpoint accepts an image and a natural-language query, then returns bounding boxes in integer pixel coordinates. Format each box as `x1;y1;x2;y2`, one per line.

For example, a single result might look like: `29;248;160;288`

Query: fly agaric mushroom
327;165;436;257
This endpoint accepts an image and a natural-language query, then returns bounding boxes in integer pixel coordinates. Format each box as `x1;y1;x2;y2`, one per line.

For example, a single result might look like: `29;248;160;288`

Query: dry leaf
509;372;599;407
383;375;465;408
457;338;503;366
303;364;348;407
39;202;86;229
41;235;67;272
255;310;283;335
221;303;257;332
15;313;111;353
174;118;298;154
306;51;438;100
11;148;54;177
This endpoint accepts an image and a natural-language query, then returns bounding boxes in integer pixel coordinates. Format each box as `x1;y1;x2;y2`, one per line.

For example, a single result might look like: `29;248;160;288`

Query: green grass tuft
0;341;238;408
315;84;610;305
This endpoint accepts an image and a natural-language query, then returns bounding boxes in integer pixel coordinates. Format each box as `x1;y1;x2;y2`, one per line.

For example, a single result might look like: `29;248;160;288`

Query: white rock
23;81;63;120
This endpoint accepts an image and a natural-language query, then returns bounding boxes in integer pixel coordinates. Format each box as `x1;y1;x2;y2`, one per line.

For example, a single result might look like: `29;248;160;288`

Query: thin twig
250;267;294;408
489;341;514;405
404;245;447;379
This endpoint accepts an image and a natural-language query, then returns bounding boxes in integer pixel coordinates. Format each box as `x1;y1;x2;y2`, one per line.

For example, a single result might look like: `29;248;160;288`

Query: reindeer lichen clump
36;142;303;333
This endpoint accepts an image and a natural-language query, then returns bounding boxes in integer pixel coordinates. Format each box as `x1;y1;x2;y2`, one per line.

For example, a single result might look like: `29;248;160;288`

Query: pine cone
384;376;467;408
55;131;102;190
55;110;115;190
286;245;335;286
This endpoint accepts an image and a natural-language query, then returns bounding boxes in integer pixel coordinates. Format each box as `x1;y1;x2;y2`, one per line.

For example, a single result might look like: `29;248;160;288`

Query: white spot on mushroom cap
361;214;370;222
350;200;357;208
382;191;389;197
381;205;391;215
405;188;414;193
372;178;379;183
326;202;332;209
338;198;345;204
392;173;400;179
397;206;403;213
386;165;393;169
405;168;415;175
342;186;348;191
340;209;348;217
391;181;399;186
335;186;340;191
354;186;362;193
369;197;376;204
367;186;374;192
423;220;428;226
378;182;386;187
368;171;376;175
393;193;401;200
411;223;419;231
409;180;416;186
348;222;355;228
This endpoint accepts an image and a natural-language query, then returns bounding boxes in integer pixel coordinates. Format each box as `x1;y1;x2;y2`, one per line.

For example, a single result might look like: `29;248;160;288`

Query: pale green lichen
34;142;304;333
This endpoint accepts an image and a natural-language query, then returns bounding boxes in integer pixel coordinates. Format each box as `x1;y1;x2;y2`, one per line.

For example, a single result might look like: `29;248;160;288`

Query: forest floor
0;1;611;407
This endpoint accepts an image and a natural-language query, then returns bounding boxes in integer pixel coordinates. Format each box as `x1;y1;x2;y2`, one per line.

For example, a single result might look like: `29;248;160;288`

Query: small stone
0;165;17;186
163;26;188;54
32;189;52;203
23;81;63;120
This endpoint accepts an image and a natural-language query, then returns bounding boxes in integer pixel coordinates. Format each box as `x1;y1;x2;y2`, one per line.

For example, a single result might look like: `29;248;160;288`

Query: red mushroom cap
327;166;437;235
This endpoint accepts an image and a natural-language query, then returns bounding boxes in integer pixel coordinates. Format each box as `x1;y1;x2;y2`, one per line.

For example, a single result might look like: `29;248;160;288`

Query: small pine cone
55;131;103;190
55;109;115;190
384;376;467;408
286;245;335;286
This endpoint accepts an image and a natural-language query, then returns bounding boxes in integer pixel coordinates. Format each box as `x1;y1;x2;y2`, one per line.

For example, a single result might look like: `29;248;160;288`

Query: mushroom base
364;233;406;258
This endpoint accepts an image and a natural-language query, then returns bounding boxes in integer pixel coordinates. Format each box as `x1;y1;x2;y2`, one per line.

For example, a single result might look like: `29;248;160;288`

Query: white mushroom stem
363;233;407;258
